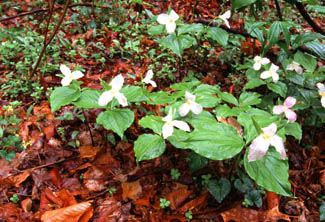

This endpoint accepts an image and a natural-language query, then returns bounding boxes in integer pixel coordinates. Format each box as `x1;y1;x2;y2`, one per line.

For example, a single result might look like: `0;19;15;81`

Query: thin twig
82;108;95;147
30;0;71;81
274;0;283;21
295;2;325;35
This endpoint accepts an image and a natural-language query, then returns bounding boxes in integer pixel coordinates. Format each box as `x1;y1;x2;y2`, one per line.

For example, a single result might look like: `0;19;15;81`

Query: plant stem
82;108;95;147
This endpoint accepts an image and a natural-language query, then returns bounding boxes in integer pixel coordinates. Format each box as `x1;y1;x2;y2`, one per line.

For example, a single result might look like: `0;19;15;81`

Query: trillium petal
321;97;325;108
162;123;174;139
169;10;179;21
185;91;195;101
190;102;203;115
317;83;325;92
111;74;124;91
261;58;270;65
262;123;277;136
248;135;270;162
157;14;169;25
270;64;279;72
286;64;294;71
144;70;153;81
172;120;190;132
162;108;173;122
285;109;297;122
71;70;84;79
98;91;114;106
61;76;72;86
115;92;128;107
260;71;271;79
179;103;190;117
253;62;261;71
284;96;296;108
254;56;261;62
223;19;230;28
221;10;231;19
165;22;176;33
273;105;284;115
295;65;303;74
270;135;286;160
60;64;71;76
272;73;279;83
149;80;157;87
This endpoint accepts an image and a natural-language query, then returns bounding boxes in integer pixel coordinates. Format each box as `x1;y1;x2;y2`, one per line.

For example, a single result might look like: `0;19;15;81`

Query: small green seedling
185;210;193;221
10;194;19;204
171;168;181;180
106;187;117;196
160;198;170;209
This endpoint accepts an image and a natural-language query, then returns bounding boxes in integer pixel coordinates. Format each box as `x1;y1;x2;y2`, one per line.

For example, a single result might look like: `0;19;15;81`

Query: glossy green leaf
305;41;325;60
244;148;291;196
188;151;208;172
267;82;287;97
74;89;101;108
217;91;239;106
139;115;164;135
134;134;166;162
284;122;302;141
239;92;261;107
294;50;317;72
178;23;204;35
159;34;196;57
206;27;229;47
244;78;265;90
96;109;134;138
232;0;256;9
50;86;81;112
148;25;165;35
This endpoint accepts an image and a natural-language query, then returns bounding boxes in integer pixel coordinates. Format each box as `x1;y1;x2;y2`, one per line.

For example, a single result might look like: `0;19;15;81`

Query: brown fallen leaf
21;198;32;213
122;180;142;201
166;183;192;210
79;146;99;160
41;200;93;222
11;170;30;187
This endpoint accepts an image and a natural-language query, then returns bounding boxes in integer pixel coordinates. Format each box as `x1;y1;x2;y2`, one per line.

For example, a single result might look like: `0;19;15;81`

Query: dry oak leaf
41;200;93;222
122;180;142;201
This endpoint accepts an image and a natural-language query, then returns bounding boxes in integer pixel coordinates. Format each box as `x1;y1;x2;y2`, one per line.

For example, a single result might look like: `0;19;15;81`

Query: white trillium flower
260;64;280;83
219;10;231;28
142;70;157;87
157;9;179;33
98;74;128;107
179;91;203;117
317;83;325;108
253;56;270;71
60;64;84;86
162;108;190;139
248;123;286;162
286;61;303;74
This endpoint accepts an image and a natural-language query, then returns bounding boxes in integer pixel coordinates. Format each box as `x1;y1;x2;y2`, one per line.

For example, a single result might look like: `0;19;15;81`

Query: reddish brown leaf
122;180;142;201
79;146;99;160
50;167;63;188
21;198;32;213
41;200;93;222
166;183;192;210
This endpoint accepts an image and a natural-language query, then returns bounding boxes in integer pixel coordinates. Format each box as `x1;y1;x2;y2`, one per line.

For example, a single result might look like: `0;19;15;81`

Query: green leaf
50;86;81;112
178;23;204;35
239;92;261;107
206;27;229;47
293;33;325;49
217;91;239;106
0;150;15;162
307;5;325;14
0;127;3;138
139;115;164;135
148;25;165;35
194;84;221;108
147;91;176;105
121;85;147;103
183;110;217;129
188;151;208;172
320;202;325;221
294;50;317;72
267;21;281;47
285;122;302;141
214;104;240;117
285;72;305;86
232;0;256;9
244;78;265;90
305;41;325;60
244;148;291;196
245;22;266;43
74;89;102;108
208;178;231;203
159;34;196;57
134;134;166;162
245;190;263;207
170;80;200;91
267;82;287;97
96;109;134;138
187;123;244;160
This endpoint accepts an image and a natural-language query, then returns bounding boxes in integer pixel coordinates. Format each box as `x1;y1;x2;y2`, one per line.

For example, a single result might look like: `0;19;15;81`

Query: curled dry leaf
79;146;99;160
166;183;192;210
21;198;32;212
83;166;107;192
41;200;93;222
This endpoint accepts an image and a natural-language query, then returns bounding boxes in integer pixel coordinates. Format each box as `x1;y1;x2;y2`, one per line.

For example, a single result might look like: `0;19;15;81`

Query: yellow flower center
262;133;272;140
111;89;116;95
186;100;192;105
283;106;288;112
321;92;325;97
257;58;261;63
68;74;73;79
169;18;174;23
167;121;172;126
